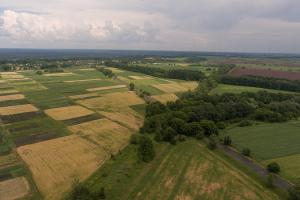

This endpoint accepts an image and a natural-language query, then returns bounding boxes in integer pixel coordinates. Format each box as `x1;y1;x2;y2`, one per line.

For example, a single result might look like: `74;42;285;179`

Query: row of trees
104;61;205;81
220;75;300;92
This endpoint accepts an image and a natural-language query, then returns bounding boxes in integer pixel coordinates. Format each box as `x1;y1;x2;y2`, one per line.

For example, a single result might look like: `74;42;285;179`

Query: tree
70;183;92;200
129;83;135;91
92;187;106;199
207;134;218;150
288;187;300;200
223;136;232;146
242;148;251;157
200;120;218;136
267;162;281;174
266;174;275;188
185;122;204;137
137;136;155;162
130;134;140;144
161;127;176;143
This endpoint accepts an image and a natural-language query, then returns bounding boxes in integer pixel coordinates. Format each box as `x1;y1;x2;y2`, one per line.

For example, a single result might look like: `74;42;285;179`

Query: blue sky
1;0;300;53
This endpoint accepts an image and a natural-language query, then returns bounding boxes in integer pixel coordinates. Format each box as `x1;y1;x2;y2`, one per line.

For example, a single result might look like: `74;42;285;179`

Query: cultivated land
151;93;179;104
223;121;300;183
84;140;279;200
0;177;30;200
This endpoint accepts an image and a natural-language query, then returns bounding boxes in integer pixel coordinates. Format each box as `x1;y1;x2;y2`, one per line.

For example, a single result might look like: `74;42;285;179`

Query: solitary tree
137;136;155;162
129;83;135;91
267;162;281;174
207;134;218;150
223;136;232;146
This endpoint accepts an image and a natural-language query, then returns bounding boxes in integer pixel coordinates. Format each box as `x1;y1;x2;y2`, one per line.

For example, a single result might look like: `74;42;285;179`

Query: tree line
220;75;300;92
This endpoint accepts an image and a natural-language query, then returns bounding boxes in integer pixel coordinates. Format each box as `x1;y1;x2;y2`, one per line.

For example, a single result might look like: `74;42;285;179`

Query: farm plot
18;119;132;200
43;72;74;77
229;67;300;80
152;82;197;93
85;140;278;200
64;78;102;83
0;177;30;200
151;93;178;104
87;84;127;92
45;105;94;121
77;91;144;111
105;67;124;73
0;104;38;116
69;93;99;100
0;89;19;95
0;94;25;102
129;75;153;80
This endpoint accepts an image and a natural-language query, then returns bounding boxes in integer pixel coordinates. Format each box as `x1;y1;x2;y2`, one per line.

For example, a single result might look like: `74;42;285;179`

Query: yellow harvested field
44;72;74;77
77;68;96;71
17;135;108;200
105;67;124;73
78;91;144;110
64;78;102;83
129;75;153;80
0;89;18;95
118;76;131;82
69;93;99;100
99;108;144;131
87;84;127;92
0;80;6;83
151;93;178;104
1;74;25;79
68;119;133;152
0;94;25;102
0;104;38;116
0;177;30;200
45;105;94;120
152;82;197;93
0;72;18;75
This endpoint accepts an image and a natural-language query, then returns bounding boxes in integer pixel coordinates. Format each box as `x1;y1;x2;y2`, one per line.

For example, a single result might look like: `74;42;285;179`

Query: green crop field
211;84;296;94
223;121;300;183
83;139;278;200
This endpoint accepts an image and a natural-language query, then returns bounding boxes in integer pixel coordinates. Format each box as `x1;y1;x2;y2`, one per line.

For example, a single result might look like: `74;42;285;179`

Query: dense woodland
141;86;300;144
221;75;300;92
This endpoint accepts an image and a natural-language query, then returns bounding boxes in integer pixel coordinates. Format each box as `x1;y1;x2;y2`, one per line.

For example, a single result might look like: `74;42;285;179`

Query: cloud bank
0;0;300;53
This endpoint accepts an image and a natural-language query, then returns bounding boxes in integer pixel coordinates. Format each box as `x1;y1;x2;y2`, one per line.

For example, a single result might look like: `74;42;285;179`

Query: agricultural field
83;139;279;200
229;67;300;80
0;66;201;199
222;121;300;183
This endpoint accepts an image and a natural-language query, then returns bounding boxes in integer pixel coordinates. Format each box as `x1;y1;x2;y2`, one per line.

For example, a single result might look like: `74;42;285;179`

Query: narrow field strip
0;104;38;116
45;105;94;121
105;67;124;73
129;75;153;80
43;72;74;77
64;78;102;83
87;84;127;92
69;93;99;100
0;94;25;102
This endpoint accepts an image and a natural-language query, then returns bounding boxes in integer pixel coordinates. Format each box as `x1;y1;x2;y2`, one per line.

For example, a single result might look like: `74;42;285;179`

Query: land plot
0;177;30;200
129;75;153;80
69;93;99;100
151;93;178;104
43;72;74;77
0;104;38;116
62;113;102;126
87;85;127;92
0;94;25;102
45;105;94;121
64;78;102;83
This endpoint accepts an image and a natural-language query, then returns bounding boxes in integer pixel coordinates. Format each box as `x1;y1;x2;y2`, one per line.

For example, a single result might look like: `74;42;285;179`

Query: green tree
223;136;232;146
70;183;92;200
267;162;281;174
207;134;218;150
137;136;155;162
200;120;218;136
242;148;251;157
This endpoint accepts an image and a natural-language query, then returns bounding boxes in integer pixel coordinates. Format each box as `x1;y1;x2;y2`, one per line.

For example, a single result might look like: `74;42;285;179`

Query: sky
0;0;300;53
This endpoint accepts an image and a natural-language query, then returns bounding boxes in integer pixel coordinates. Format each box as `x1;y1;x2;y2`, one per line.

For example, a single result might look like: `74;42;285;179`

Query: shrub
267;162;281;174
242;148;251;157
130;134;140;144
223;136;232;146
238;120;253;127
216;122;226;129
137;136;155;162
207;134;218;150
129;83;135;91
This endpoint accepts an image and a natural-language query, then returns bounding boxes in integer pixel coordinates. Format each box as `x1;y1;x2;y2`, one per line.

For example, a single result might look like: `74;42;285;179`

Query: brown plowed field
229;67;300;80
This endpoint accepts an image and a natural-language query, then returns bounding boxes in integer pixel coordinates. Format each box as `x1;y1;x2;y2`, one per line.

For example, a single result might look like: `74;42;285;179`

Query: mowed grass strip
84;140;278;200
63;78;102;83
86;84;127;92
45;105;94;121
0;177;30;200
0;94;25;102
151;93;178;104
69;93;99;100
0;104;38;116
224;121;300;160
263;154;300;183
43;72;74;77
152;82;197;93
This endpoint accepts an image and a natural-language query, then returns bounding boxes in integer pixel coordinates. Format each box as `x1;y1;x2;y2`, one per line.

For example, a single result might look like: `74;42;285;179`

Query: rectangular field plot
64;78;102;83
129;75;153;80
0;104;38;116
0;89;19;95
87;84;127;92
43;72;74;77
152;82;197;93
0;94;25;102
69;93;99;100
77;91;144;111
105;67;124;73
0;177;30;200
151;93;178;104
18;119;132;200
45;105;94;121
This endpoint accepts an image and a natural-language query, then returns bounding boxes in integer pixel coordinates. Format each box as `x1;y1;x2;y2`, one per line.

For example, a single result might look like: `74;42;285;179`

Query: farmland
223;121;300;183
83;140;279;200
0;65;201;199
